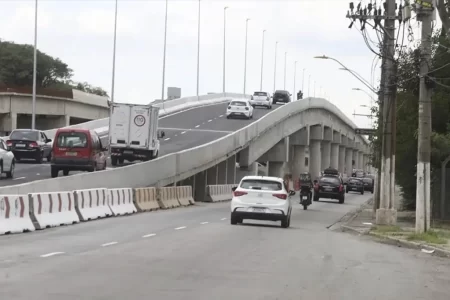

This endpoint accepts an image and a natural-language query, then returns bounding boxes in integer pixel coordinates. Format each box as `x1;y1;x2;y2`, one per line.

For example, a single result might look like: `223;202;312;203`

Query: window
10;130;39;141
230;101;247;107
56;132;88;148
240;179;282;191
348;179;361;185
253;92;267;96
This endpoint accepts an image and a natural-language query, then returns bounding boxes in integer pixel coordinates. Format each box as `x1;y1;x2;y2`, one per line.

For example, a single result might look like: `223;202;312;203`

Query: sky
0;0;428;129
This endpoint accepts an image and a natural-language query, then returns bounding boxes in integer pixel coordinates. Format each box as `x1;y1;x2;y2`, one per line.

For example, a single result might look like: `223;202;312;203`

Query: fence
431;167;450;222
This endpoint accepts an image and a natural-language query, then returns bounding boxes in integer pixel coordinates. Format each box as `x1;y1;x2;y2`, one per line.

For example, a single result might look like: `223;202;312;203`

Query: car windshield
10;130;39;141
355;171;364;177
349;179;361;184
230;101;247;106
57;132;88;148
362;178;372;183
253;92;267;96
240;179;282;191
320;177;340;184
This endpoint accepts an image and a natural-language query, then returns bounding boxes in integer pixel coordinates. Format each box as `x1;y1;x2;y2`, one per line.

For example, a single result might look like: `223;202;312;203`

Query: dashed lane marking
174;226;186;230
221;218;227;221
164;138;171;141
200;222;209;225
101;242;118;247
142;233;156;238
40;252;65;258
13;177;26;180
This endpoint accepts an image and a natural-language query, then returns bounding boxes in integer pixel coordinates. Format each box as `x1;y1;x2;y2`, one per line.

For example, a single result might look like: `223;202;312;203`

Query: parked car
226;100;254;119
6;129;52;163
362;177;374;193
0;138;15;178
50;128;108;178
346;177;364;194
250;91;272;109
272;90;291;104
230;176;295;228
314;169;345;204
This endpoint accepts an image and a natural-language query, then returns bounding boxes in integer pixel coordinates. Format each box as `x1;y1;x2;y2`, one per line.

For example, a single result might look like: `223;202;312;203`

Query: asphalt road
0;102;278;187
1;194;449;300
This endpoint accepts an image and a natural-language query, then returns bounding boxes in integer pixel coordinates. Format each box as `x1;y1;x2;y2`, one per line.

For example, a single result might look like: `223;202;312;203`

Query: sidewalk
341;205;450;258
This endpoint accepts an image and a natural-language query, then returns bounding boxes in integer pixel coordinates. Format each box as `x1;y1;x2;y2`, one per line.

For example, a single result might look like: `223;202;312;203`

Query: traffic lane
2;194;450;300
159;102;229;129
0;201;229;264
0;161;51;187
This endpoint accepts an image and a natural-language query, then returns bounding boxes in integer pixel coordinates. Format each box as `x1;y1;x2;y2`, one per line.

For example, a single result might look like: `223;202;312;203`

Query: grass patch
371;225;403;233
406;230;449;245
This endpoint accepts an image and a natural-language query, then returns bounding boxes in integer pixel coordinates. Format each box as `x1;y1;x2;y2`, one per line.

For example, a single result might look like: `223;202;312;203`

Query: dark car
361;177;374;193
352;169;365;178
6;129;52;163
313;174;345;204
272;90;291;104
346;178;364;194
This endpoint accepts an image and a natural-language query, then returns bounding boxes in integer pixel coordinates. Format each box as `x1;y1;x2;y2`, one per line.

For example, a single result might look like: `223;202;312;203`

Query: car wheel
36;152;43;164
63;169;69;176
303;204;308;210
339;196;345;204
360;190;364;195
281;215;290;228
226;115;231;119
51;167;58;178
111;156;118;166
230;214;238;225
6;160;15;179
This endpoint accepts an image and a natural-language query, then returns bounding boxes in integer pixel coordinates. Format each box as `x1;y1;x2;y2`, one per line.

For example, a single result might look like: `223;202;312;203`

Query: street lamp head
246;18;250;21
224;6;228;10
314;55;329;59
352;88;361;91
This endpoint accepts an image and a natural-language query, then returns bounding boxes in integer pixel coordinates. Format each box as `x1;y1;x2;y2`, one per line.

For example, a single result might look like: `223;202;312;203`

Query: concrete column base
268;162;284;177
375;208;397;225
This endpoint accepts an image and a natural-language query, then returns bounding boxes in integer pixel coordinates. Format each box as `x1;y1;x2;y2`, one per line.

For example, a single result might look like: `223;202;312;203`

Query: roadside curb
328;197;373;230
368;231;450;258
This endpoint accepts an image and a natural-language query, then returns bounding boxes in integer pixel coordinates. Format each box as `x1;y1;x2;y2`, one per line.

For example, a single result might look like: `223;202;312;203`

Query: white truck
108;102;165;166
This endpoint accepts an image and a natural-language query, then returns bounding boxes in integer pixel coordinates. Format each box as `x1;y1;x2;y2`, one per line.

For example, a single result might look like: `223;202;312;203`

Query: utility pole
346;0;405;225
414;0;434;233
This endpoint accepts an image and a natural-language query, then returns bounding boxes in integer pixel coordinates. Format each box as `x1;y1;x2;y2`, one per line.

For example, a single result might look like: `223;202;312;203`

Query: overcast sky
0;0;425;128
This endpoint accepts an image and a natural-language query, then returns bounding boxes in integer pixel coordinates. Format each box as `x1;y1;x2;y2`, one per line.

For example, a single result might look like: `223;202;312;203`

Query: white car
230;176;295;228
0;138;15;178
226;100;254;119
250;91;272;109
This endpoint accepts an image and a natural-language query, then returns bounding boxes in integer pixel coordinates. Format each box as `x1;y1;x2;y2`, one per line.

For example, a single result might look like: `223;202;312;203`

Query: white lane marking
101;242;118;247
142;233;156;238
174;226;186;230
164;138;171;141
219;115;224;117
159;101;228;120
13;177;26;180
174;134;178;137
200;222;209;225
195;125;200;128
40;252;64;258
160;127;231;133
221;218;227;221
181;131;186;135
208;119;212;122
36;173;40;175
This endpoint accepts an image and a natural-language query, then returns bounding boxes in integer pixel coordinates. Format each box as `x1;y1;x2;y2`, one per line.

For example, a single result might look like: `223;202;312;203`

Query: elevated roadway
1;102;279;187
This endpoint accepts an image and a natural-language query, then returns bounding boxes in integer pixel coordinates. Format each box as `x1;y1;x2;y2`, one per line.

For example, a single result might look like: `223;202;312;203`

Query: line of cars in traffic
229;168;375;228
226;89;292;119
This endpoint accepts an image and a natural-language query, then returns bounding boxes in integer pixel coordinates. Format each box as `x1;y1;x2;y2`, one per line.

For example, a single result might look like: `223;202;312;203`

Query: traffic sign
355;128;376;135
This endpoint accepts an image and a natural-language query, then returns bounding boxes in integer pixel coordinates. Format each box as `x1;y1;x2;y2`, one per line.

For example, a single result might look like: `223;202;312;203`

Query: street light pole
273;41;278;92
314;81;316;97
243;18;250;94
308;74;311;97
259;29;266;91
108;0;118;156
283;51;287;90
293;61;297;100
196;0;201;97
31;0;38;130
161;0;169;108
301;68;305;95
222;6;228;95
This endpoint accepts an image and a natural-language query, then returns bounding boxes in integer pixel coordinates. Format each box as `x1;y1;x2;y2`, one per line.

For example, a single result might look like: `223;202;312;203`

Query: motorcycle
299;185;312;210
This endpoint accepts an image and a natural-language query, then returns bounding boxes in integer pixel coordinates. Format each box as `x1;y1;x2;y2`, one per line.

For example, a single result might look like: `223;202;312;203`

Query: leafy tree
0;39;107;97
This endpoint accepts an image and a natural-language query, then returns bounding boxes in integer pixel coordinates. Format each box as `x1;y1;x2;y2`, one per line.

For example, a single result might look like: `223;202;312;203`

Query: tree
0;39;107;97
437;0;450;38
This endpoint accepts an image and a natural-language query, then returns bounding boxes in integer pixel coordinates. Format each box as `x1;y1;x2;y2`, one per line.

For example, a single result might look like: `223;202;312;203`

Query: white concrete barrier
134;187;160;211
159;187;180;209
74;188;113;221
0;195;35;234
176;186;194;205
108;188;137;215
30;191;80;229
206;185;237;202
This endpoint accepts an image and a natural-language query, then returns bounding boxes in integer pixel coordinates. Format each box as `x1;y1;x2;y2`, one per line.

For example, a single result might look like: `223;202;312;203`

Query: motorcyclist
297;172;313;206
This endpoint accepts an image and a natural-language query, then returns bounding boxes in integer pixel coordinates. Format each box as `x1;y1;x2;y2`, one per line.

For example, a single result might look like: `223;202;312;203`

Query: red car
51;128;107;178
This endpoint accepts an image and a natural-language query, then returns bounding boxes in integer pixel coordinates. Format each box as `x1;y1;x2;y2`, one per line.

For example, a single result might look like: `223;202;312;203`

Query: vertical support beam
321;141;331;170
194;171;207;202
268;162;284;177
292;145;306;178
309;140;321;180
345;148;353;177
217;160;227;184
338;146;346;175
353;150;359;169
330;143;339;170
226;154;236;184
207;165;218;185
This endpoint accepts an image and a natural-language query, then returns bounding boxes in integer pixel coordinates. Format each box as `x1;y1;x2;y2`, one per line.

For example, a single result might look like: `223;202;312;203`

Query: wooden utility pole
414;0;434;233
